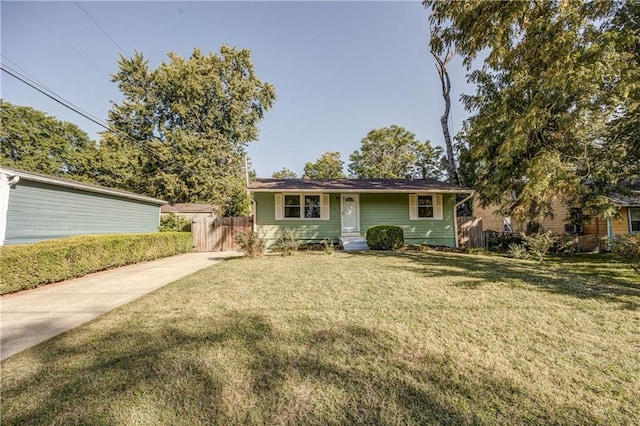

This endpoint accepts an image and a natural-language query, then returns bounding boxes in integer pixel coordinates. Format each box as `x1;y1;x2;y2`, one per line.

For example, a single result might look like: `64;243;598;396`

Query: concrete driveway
0;251;242;360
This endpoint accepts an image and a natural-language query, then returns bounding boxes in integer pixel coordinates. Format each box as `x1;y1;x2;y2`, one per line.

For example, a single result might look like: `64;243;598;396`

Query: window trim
629;207;640;233
275;193;330;221
409;193;443;220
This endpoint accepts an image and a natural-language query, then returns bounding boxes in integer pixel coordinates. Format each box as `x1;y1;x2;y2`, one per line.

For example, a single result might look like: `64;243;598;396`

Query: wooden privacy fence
192;216;253;252
457;216;483;248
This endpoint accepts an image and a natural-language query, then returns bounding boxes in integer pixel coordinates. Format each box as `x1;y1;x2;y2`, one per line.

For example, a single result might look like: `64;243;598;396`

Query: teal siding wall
254;192;457;247
254;192;341;246
360;193;456;246
4;180;161;245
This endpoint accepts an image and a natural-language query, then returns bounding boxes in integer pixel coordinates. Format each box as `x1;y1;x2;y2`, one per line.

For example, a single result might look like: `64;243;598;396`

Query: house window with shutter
409;193;443;220
629;208;640;233
275;193;329;220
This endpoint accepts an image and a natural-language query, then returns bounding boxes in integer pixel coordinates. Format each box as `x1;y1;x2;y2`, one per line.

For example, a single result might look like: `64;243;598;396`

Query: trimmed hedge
0;232;193;294
366;225;404;250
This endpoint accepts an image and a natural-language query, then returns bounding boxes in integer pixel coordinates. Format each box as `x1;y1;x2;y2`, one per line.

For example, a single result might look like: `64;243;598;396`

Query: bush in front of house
0;232;193;294
524;231;556;263
272;228;300;256
235;229;266;258
366;225;404;250
609;234;640;274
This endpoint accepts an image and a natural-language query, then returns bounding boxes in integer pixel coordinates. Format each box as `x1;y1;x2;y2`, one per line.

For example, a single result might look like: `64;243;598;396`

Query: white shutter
409;194;418;220
274;193;283;220
321;193;330;220
434;194;443;220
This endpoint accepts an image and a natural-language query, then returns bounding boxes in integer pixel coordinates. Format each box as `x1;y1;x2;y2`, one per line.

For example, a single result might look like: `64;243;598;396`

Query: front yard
1;251;638;425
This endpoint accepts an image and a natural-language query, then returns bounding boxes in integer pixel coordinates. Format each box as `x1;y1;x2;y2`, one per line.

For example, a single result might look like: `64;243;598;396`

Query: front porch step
340;236;369;252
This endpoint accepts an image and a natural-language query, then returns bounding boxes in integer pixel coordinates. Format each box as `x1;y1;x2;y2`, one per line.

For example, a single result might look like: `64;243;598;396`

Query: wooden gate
192;216;253;252
457;216;483;248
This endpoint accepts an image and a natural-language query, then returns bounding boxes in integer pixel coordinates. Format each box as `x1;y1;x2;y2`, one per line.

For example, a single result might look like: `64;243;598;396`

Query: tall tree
348;125;443;179
430;39;459;184
303;151;346;179
426;0;639;221
98;46;276;216
271;167;297;179
0;101;98;182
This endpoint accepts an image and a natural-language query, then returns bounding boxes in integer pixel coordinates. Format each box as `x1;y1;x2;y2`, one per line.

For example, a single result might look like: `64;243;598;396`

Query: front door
341;194;360;235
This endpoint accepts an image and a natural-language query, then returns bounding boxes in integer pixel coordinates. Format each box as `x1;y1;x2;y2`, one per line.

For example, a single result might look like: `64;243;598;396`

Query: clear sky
1;1;473;177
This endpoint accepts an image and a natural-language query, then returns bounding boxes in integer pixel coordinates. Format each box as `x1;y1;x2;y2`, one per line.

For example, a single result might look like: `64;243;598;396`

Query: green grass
1;252;639;425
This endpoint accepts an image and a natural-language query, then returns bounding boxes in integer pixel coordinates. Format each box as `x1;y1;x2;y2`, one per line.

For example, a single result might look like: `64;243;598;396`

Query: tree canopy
348;125;443;180
271;167;298;179
98;46;276;216
426;0;640;220
303;151;346;179
0;101;98;182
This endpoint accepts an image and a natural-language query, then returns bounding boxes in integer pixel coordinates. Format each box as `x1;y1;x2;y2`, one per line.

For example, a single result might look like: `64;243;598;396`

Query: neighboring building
0;167;165;245
161;203;218;220
248;178;472;250
474;189;640;251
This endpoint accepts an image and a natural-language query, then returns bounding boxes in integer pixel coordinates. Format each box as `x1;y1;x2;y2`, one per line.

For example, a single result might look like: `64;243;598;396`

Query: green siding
254;192;341;246
254;192;457;247
5;180;161;245
360;193;456;246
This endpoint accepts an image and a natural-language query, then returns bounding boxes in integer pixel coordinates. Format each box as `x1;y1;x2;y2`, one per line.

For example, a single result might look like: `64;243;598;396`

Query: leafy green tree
271;167;297;179
98;46;276;216
0;101;98;182
303;151;346;179
348;125;443;179
425;0;639;222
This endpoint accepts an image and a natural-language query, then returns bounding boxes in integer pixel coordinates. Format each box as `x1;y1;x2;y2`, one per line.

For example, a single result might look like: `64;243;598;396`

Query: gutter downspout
453;191;475;249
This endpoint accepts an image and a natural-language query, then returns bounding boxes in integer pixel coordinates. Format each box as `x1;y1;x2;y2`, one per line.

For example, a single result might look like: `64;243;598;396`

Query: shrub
235;230;266;258
0;232;193;294
609;234;640;274
524;232;556;263
366;225;404;250
322;237;335;255
486;231;526;252
272;228;300;256
552;234;578;255
159;213;192;232
507;243;530;259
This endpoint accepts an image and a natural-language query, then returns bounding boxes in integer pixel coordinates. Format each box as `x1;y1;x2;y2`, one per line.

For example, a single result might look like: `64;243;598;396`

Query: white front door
341;194;360;235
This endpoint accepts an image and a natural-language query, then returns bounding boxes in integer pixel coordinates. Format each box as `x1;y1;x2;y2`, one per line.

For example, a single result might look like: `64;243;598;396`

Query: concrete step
340;237;369;252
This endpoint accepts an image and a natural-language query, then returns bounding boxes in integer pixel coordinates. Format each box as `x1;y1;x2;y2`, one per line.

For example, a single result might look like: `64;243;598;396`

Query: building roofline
1;167;166;205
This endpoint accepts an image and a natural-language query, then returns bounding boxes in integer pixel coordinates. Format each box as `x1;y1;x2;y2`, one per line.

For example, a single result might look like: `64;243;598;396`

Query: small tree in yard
610;234;640;274
273;228;300;256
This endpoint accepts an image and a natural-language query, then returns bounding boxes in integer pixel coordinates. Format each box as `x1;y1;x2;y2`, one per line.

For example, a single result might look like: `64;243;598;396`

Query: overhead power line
73;1;126;55
0;62;207;180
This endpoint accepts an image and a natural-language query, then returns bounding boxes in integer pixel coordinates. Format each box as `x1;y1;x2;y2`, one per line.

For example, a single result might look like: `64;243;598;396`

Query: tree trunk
431;48;459;185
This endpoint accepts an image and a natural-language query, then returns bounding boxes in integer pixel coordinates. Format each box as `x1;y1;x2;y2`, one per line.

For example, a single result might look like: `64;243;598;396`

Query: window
417;195;434;218
630;208;640;233
409;193;443;220
504;216;513;233
275;193;329;220
284;195;300;218
304;195;321;218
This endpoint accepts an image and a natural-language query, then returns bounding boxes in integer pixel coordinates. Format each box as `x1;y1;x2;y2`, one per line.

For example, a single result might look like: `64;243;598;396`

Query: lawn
1;251;639;425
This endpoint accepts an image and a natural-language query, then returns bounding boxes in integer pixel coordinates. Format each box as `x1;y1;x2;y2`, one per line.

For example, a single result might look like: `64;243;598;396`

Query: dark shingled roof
248;178;472;193
161;203;218;213
608;190;640;207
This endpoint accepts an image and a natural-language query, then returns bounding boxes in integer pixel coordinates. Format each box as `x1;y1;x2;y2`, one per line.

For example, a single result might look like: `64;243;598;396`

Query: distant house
0;167;165;246
247;178;472;250
160;203;218;221
474;189;640;250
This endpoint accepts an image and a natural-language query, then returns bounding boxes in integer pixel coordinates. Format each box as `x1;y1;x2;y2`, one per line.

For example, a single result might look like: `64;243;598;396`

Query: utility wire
73;1;126;55
0;62;206;180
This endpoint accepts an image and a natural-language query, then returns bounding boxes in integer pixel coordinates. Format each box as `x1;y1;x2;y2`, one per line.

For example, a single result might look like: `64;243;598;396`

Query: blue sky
1;1;474;177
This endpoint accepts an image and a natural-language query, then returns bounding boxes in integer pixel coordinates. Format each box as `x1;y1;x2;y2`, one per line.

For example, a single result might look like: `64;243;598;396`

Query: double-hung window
409;193;443;220
629;208;640;233
276;193;329;220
